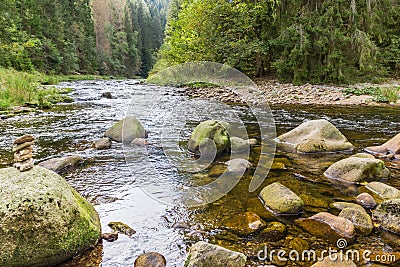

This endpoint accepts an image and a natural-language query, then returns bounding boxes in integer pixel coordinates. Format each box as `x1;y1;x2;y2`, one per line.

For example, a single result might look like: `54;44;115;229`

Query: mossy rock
372;198;400;235
188;120;230;156
105;116;146;143
0;166;101;267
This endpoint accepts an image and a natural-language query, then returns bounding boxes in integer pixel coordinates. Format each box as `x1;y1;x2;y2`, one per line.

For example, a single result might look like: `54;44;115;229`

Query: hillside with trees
155;0;400;84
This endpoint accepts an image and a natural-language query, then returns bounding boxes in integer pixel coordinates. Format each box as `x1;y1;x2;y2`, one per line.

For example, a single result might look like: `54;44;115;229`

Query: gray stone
39;155;83;174
185;241;246;267
93;138;112;150
105;116;146;143
355;193;377;209
0;166;101;267
366;182;400;200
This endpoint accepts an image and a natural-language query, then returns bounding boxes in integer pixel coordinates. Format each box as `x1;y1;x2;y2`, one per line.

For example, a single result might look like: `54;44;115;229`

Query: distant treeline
0;0;169;78
154;0;400;84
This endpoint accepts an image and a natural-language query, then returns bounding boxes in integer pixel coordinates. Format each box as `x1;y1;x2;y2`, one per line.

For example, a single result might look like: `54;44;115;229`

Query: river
0;80;399;266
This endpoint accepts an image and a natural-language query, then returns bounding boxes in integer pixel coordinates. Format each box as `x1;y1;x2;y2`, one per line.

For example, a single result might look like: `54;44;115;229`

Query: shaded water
0;80;399;266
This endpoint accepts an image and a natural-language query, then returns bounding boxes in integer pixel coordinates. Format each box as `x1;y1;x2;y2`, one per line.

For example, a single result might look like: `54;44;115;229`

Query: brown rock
224;212;266;235
131;138;149;146
13;158;35;172
14;153;33;162
93;138;112;150
365;133;400;155
134;252;166;267
355;193;377;209
14;146;33;157
14;134;35;145
101;232;118;242
295;212;355;243
12;142;34;153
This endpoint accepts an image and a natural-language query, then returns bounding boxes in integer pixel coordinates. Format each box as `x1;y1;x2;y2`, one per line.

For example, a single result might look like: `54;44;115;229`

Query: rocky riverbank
184;79;400;106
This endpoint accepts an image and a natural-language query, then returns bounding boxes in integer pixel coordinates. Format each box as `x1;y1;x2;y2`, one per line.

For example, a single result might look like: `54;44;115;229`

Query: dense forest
155;0;400;84
0;0;169;78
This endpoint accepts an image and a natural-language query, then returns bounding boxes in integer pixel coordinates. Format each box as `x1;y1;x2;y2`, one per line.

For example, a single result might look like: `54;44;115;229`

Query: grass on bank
343;86;400;103
0;68;111;111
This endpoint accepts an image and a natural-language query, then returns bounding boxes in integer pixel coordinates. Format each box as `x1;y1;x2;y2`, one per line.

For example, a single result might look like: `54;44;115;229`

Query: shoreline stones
295;212;355;243
323;156;390;184
259;182;304;215
39;155;83;174
188;120;230;157
135;252;166;267
275;119;353;153
13;134;35;172
0;166;101;266
185;241;246;267
105;116;146;143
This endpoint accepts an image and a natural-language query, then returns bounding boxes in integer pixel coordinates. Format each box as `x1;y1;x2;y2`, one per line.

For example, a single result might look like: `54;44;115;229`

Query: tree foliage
156;0;400;83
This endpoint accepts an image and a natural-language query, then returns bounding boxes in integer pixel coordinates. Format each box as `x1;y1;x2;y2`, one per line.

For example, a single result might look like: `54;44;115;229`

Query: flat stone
366;182;400;200
185;241;246;267
38;156;83;174
13;158;35;172
14;153;33;162
14;134;35;144
14;146;33;157
259;182;304;215
12;142;34;153
295;212;355;243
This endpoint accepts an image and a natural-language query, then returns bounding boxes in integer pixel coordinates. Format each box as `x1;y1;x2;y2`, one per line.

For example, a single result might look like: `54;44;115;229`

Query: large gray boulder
105;116;146;143
276;119;353;153
185;241;246;267
259;182;304;215
324;157;390;184
0;166;101;267
188;120;230;156
365;133;400;155
372;198;400;235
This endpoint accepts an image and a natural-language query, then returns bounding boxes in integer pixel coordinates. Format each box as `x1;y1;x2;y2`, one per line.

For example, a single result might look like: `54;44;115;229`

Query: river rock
14;158;35;172
224;212;266;235
295;212;355;243
93;137;112;150
101;232;118;242
338;206;373;235
311;255;357;267
135;252;166;267
372;198;400;234
226;158;252;174
230;137;249;152
355;193;377;209
131;138;149;146
351;153;376;159
275;119;353;153
185;241;246;267
260;221;287;241
101;92;113;99
188;120;230;157
14;134;35;144
12;141;34;153
108;221;136;237
0;166;101;266
104;116;146;143
365;182;400;199
323;157;390;183
259;182;304;215
39;155;83;174
365;133;400;155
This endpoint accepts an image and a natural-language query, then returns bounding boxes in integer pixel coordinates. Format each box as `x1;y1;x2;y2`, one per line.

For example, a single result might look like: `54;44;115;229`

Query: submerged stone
224;212;266;235
0;166;101;267
275;119;353;153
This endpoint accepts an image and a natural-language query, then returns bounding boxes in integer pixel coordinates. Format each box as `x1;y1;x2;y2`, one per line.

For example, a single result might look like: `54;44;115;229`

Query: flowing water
0;80;399;266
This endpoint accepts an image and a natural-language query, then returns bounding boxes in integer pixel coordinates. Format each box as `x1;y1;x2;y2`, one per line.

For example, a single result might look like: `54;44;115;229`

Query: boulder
104;116;146;143
135;252;166;267
355;193;377;209
323;157;390;184
295;212;355;243
93;138;112;150
188;120;230;156
366;182;400;200
224;212;266;235
185;241;246;267
365;133;400;155
38;155;83;174
259;182;304;215
372;198;400;235
338;205;373;235
0;166;101;267
311;255;356;267
275;119;353;153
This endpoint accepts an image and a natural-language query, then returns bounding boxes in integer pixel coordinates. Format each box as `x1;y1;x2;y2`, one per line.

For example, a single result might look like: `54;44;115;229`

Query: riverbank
184;78;400;106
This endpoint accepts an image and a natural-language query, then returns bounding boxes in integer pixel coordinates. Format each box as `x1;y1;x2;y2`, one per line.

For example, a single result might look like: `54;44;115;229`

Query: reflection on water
0;80;399;266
